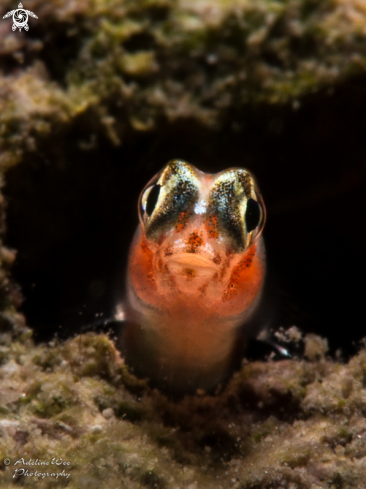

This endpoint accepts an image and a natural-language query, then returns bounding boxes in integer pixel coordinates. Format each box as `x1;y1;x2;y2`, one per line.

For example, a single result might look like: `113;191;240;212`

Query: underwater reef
1;0;366;487
1;333;366;488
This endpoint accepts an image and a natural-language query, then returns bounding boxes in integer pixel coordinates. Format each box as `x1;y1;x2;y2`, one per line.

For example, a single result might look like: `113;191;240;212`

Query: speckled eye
245;198;261;233
138;160;200;238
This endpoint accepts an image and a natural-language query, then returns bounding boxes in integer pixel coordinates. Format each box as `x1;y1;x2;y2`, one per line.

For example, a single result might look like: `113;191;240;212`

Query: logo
3;3;38;32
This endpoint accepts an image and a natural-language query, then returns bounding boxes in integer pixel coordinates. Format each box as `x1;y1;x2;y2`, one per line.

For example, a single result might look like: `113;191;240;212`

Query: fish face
139;159;265;251
124;160;266;393
134;160;265;310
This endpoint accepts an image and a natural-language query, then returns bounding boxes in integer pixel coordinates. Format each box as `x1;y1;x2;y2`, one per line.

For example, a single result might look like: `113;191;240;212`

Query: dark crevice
28;21;89;85
4;76;366;356
123;32;157;53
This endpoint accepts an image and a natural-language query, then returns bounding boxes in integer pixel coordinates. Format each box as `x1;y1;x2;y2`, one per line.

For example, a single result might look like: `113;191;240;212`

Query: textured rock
0;334;366;488
2;0;366;161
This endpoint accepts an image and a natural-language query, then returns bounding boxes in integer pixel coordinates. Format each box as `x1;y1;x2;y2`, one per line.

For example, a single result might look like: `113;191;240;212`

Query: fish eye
245;198;261;233
140;184;161;223
145;184;161;217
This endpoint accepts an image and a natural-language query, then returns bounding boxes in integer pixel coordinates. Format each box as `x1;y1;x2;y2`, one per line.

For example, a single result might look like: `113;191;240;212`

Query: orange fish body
122;160;266;394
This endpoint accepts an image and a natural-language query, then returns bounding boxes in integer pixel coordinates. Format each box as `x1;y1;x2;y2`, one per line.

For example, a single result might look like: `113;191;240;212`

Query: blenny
121;160;266;394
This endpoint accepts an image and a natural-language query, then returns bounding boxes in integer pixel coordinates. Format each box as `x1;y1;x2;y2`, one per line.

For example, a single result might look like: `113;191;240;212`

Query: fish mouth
166;253;217;270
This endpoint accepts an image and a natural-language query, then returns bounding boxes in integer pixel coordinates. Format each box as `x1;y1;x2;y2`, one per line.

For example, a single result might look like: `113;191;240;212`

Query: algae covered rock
1;0;366;163
1;333;366;488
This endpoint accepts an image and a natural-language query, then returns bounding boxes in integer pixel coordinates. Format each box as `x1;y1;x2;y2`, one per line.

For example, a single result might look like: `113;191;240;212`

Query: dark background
4;76;366;356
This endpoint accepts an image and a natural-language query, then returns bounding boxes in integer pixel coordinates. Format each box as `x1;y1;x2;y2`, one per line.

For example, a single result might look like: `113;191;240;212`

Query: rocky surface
1;0;366;164
0;333;366;488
